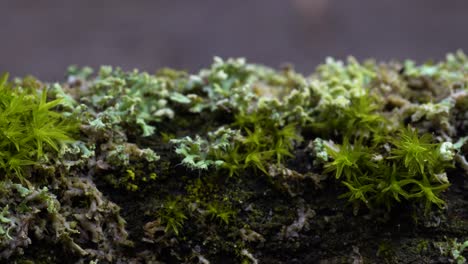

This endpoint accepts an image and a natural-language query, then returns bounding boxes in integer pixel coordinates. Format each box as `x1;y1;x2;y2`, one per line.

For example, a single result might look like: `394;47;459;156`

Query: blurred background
1;0;467;81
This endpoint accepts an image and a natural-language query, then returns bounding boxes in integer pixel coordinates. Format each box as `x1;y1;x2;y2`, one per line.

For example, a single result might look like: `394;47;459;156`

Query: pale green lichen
439;142;456;161
0;205;12;240
73;66;189;137
312;57;375;110
171;127;240;170
310;138;329;165
404;50;467;89
434;238;468;264
0;52;467;263
186;56;296;116
106;144;159;167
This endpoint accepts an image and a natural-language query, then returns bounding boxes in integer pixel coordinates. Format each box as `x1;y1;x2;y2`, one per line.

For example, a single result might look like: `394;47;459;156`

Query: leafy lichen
0;51;467;263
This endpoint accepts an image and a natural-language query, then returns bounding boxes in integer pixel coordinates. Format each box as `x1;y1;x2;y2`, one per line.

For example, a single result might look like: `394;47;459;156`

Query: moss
0;52;467;263
324;126;453;214
158;197;187;236
205;201;236;225
0;73;77;181
171;110;301;178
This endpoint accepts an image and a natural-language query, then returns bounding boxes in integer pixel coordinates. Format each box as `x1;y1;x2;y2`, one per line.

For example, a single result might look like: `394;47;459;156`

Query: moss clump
171;114;301;177
0;52;466;263
158;197;187;235
0;73;76;180
325;126;453;214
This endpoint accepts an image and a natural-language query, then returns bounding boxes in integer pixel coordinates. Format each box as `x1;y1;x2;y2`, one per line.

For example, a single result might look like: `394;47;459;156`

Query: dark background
1;0;467;81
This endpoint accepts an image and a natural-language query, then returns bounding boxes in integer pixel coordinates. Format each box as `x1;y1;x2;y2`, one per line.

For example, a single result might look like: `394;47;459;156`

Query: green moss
0;53;467;262
324;126;453;214
159;197;188;236
389;126;446;175
206;201;235;225
415;239;430;254
0;73;76;181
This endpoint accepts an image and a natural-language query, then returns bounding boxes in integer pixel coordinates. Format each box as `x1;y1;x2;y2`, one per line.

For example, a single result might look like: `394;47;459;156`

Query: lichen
0;52;467;263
